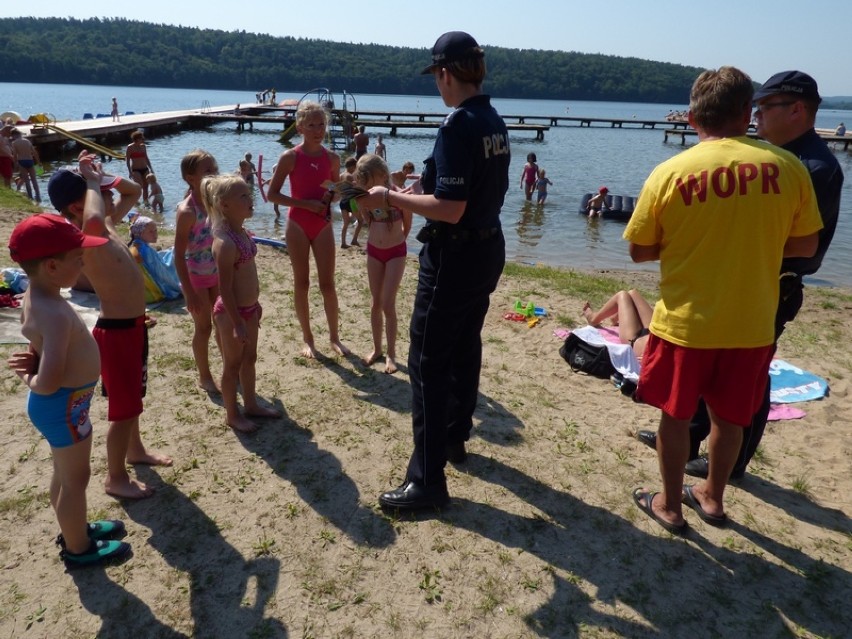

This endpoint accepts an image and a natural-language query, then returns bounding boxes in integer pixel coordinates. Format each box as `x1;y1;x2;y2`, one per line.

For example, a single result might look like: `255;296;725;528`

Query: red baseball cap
9;213;108;263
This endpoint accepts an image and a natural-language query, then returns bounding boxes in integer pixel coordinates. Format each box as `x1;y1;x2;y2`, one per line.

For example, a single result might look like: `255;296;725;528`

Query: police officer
359;31;510;509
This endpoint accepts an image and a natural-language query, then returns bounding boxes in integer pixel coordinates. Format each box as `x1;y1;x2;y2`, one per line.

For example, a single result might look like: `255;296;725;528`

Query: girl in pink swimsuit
173;150;221;392
352;154;412;373
520;152;538;201
266;102;348;359
202;175;281;433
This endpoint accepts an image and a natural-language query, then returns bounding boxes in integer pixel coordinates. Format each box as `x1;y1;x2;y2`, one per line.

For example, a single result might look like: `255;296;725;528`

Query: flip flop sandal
632;487;688;535
682;485;728;527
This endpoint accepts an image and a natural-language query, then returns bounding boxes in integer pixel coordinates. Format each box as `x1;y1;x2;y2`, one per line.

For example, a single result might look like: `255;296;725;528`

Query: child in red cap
8;214;131;568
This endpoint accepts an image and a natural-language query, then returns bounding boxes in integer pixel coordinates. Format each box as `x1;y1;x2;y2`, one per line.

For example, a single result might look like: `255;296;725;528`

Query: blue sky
4;0;851;96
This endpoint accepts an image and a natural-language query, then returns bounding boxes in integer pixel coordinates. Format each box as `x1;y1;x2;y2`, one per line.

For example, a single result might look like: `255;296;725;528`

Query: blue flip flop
681;485;728;527
632;488;688;536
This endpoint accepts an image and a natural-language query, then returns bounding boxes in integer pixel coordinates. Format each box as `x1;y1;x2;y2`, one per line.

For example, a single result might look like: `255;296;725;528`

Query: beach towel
767;404;806;421
769;359;829;404
0;307;27;344
0;289;101;345
130;240;182;304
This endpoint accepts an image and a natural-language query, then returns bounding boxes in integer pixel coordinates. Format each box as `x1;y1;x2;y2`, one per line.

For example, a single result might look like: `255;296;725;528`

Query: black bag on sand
559;332;616;379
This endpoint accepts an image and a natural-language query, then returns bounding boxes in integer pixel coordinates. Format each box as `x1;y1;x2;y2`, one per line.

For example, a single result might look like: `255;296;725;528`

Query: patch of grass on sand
503;262;658;328
503;263;656;302
0;189;42;214
0;484;49;520
791;474;812;497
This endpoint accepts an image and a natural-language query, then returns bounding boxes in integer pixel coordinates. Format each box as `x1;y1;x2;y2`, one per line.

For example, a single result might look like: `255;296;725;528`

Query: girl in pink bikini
267;102;348;358
173;149;221;392
202;175;281;433
353;154;412;373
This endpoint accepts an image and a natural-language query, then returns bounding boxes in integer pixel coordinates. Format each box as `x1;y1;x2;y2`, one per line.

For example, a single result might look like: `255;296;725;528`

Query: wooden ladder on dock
296;88;357;153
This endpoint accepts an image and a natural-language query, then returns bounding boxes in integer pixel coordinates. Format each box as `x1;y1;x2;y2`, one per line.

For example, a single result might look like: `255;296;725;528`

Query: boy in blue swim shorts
7;214;131;568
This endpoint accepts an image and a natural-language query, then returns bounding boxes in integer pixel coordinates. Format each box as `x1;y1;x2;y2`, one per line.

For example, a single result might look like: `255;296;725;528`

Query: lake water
4;82;852;286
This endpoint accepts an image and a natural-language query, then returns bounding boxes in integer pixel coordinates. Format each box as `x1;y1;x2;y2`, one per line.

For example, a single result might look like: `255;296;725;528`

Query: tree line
0;17;751;104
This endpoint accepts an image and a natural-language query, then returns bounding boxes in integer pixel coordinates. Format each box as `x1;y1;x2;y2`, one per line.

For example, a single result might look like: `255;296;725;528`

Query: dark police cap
420;31;484;75
753;70;821;103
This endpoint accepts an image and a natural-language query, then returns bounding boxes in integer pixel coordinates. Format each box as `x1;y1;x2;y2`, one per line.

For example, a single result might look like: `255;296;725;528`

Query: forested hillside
1;17;705;103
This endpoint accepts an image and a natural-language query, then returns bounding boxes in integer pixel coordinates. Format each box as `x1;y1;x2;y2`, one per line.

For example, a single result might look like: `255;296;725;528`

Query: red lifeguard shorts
92;316;148;422
635;334;773;426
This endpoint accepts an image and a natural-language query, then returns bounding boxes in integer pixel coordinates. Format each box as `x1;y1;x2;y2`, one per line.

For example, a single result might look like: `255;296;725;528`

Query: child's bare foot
350;239;360;247
331;340;351;357
199;378;221;394
127;451;173;467
300;342;318;359
341;242;349;249
105;477;154;500
364;350;382;366
144;315;158;328
245;405;282;419
228;415;258;434
385;356;398;374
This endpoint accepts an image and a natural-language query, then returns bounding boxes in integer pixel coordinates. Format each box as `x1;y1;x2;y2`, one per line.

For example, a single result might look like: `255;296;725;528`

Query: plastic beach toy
514;300;547;318
514;300;535;317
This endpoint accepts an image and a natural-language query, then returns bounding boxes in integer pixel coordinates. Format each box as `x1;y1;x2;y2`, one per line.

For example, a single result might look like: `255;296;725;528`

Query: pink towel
767;404;806;421
598;326;623;344
554;326;622;343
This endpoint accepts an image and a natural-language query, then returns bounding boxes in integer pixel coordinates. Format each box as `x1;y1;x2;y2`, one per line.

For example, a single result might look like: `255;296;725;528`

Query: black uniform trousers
406;233;505;487
688;275;804;472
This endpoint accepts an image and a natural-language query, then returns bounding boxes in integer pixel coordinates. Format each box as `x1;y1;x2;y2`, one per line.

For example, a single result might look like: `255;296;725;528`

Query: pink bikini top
224;224;257;268
368;206;404;225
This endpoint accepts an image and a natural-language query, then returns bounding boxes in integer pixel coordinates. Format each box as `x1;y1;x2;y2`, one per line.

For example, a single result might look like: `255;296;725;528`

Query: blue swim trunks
27;383;96;448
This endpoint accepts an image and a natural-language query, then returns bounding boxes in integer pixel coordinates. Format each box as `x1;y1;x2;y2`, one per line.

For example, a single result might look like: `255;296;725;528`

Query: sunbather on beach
582;289;652;358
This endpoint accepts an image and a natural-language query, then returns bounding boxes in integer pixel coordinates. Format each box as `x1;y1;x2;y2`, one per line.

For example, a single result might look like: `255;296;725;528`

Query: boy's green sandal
55;519;126;547
60;539;131;569
84;519;126;540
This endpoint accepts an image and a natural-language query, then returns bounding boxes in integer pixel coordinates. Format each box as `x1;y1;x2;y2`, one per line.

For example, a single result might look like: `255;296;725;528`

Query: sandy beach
0;201;850;638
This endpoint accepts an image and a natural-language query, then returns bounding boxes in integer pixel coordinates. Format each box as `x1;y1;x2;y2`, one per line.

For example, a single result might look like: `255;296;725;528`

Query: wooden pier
502;114;692;129
12;101;749;160
202;109;550;140
663;127;852;150
15;104;242;160
348;109;690;130
15;103;553;157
